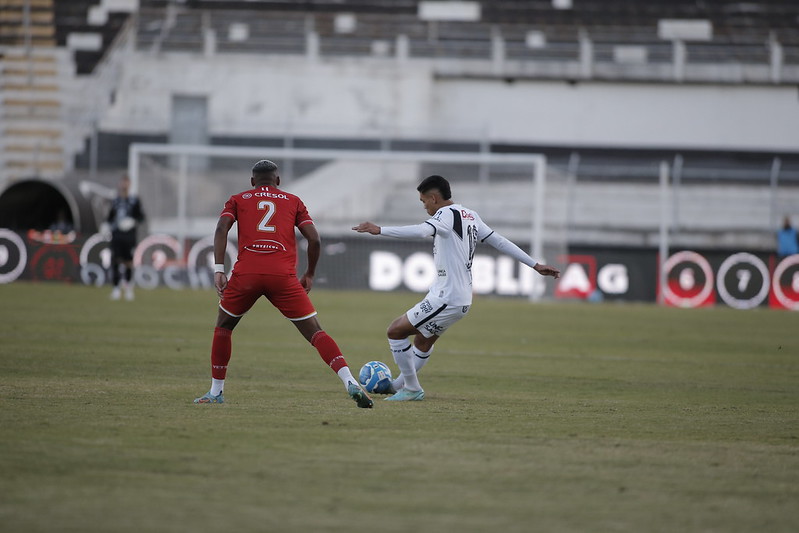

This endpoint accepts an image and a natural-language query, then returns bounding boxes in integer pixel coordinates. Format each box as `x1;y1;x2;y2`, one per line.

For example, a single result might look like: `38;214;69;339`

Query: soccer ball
359;361;393;394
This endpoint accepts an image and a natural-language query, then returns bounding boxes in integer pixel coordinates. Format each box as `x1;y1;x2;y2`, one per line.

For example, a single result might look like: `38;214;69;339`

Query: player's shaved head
417;175;451;200
252;159;278;175
251;159;279;186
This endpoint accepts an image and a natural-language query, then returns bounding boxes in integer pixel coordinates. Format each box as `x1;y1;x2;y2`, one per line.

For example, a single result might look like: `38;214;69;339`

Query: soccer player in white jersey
352;175;560;401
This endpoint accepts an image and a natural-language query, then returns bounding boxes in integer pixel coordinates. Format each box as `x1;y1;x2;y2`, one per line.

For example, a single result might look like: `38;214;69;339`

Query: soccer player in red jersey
194;159;373;408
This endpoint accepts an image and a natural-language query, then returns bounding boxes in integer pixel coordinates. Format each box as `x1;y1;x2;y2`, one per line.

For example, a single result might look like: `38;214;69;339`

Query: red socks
310;331;348;373
211;327;232;379
211;328;347;379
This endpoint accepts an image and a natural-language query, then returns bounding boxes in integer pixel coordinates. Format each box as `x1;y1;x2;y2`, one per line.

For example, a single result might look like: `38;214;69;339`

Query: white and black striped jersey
380;203;539;306
424;204;492;305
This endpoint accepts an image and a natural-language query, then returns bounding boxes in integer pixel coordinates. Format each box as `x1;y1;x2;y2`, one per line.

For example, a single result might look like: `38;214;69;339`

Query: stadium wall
100;55;434;138
1;229;796;310
98;54;799;151
434;79;799;152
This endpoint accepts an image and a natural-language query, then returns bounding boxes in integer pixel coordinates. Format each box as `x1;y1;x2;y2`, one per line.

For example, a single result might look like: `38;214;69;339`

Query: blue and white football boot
384;388;425;401
347;383;374;408
194;391;224;404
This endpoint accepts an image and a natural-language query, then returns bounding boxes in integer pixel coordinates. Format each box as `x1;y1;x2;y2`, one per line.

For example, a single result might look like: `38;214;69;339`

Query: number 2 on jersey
257;201;276;232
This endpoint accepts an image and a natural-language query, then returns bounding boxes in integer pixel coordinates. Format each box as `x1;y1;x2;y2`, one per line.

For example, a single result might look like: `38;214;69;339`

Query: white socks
210;378;224;396
412;345;433;372
337;367;359;389
389;339;433;392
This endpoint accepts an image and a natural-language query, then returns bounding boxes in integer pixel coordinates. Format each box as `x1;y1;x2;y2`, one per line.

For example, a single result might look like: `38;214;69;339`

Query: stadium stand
1;0;132;181
52;0;130;75
1;0;798;251
133;0;799;81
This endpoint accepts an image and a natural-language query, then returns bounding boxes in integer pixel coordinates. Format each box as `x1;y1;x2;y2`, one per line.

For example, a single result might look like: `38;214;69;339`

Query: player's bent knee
387;320;414;340
386;322;401;339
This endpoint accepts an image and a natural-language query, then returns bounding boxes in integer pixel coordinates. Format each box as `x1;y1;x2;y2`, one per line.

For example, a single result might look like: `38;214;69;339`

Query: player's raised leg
293;315;373;408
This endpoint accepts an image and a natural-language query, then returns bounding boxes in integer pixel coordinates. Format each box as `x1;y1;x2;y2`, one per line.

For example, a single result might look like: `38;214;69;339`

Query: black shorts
110;233;137;262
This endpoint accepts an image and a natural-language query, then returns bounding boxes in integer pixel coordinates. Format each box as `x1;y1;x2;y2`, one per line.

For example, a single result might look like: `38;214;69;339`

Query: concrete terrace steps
0;0;55;47
132;4;799;71
0;46;72;179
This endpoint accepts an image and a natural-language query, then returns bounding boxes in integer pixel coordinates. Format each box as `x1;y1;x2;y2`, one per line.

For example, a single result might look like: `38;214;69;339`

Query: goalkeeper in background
107;174;145;301
353;174;560;401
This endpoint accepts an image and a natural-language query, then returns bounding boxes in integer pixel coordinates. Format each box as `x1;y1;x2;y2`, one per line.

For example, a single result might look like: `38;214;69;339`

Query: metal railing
133;8;799;84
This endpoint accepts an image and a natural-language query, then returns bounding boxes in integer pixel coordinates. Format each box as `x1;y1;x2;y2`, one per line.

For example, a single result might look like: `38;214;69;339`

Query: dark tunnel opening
0;180;72;231
0;179;100;234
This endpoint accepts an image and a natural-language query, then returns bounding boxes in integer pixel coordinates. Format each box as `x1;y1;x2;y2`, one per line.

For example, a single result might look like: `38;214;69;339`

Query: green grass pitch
1;282;797;532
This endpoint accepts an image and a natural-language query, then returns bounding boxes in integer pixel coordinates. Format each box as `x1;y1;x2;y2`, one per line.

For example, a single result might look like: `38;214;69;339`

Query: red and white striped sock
311;331;356;387
211;327;232;380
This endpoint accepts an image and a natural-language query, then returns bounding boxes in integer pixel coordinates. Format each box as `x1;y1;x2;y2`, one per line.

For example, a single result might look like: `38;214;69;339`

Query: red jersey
220;185;313;276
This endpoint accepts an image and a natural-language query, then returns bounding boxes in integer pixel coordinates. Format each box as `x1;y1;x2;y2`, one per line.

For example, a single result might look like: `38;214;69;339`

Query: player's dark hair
417;175;451;200
252;159;278;175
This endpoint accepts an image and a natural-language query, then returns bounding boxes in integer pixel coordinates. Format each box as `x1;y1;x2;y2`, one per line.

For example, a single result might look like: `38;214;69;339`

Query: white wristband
214;264;225;273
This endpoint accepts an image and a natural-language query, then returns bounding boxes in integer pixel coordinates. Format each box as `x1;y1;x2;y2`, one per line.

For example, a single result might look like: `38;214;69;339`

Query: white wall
102;54;434;138
102;53;799;151
432;79;799;151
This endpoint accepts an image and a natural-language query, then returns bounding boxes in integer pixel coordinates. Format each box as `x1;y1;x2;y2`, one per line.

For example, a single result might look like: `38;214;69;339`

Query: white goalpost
128;143;551;300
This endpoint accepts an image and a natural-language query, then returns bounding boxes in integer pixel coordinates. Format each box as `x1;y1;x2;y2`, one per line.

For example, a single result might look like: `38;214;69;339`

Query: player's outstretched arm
483;231;560;279
352;221;381;235
353;221;435;239
534;263;560;279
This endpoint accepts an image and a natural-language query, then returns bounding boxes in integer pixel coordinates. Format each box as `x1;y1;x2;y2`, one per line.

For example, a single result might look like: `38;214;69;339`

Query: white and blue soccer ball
359;361;393;394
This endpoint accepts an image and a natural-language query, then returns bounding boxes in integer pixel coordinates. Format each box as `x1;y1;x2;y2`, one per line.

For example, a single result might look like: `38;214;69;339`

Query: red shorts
219;272;316;321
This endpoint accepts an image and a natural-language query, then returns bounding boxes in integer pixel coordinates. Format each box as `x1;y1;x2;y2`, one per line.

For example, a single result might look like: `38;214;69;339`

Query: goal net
128;143;565;300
